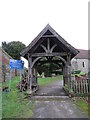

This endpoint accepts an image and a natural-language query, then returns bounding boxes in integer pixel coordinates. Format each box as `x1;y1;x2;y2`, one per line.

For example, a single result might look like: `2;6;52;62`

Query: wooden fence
71;78;90;96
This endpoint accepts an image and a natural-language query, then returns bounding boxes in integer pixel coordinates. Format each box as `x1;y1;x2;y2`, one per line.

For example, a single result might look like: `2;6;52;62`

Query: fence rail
71;78;90;96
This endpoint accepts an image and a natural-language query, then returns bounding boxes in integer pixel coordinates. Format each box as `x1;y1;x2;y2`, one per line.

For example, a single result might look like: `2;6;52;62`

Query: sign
9;59;24;70
9;59;24;92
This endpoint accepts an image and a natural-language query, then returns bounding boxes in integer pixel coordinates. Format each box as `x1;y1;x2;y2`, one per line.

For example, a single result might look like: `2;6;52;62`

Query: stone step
30;95;69;101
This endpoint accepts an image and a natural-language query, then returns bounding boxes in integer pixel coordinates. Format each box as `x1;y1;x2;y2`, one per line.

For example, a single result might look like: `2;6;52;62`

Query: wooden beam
32;52;67;57
31;57;41;68
47;38;50;52
50;44;57;53
40;44;47;53
41;35;55;37
30;37;46;54
68;53;71;65
37;60;62;64
55;56;67;65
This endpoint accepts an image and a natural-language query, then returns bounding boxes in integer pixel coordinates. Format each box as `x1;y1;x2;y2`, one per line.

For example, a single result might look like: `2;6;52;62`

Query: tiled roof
74;49;90;59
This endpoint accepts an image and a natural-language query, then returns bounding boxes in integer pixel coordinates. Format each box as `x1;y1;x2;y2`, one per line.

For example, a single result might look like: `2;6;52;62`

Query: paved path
36;80;67;96
32;80;87;118
33;99;87;118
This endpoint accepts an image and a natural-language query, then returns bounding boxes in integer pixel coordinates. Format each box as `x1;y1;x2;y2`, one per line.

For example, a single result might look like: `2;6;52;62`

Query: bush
72;70;81;74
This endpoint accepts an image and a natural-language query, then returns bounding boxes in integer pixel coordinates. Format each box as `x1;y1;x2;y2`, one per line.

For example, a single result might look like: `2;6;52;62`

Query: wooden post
33;67;37;84
30;57;32;91
65;65;68;85
63;64;68;86
35;67;38;84
63;66;65;86
28;53;30;90
67;54;71;89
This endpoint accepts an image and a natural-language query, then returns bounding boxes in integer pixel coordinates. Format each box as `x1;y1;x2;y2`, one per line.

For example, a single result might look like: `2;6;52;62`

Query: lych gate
20;24;79;93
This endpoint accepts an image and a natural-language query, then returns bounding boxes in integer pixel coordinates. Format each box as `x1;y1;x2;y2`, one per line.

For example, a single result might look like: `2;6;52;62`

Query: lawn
2;76;35;118
38;75;63;86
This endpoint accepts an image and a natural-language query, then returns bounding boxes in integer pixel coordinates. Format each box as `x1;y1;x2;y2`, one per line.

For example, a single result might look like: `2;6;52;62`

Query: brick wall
0;47;15;82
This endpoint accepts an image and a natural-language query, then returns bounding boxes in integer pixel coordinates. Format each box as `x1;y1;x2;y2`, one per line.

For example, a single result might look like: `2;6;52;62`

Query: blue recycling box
9;59;24;70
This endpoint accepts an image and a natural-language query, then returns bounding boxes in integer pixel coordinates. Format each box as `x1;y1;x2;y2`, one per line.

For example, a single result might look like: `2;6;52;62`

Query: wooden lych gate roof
20;24;79;60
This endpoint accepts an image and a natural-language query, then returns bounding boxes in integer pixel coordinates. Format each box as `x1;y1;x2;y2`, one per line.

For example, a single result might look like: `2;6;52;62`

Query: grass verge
2;76;35;118
72;97;88;116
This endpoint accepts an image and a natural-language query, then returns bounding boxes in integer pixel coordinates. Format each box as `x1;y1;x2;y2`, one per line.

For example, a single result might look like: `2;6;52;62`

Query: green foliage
2;41;26;59
2;41;8;53
72;70;81;74
72;70;86;77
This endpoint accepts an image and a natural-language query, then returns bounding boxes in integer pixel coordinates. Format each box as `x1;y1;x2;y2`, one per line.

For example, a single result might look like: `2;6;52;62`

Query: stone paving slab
31;96;69;101
33;99;87;118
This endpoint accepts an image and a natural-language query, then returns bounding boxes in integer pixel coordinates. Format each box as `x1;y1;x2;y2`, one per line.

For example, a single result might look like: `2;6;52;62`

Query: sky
0;0;89;67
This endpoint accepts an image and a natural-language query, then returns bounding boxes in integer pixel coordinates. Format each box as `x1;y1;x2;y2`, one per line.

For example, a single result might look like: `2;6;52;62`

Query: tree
2;41;26;59
36;57;62;77
2;41;8;53
2;41;26;76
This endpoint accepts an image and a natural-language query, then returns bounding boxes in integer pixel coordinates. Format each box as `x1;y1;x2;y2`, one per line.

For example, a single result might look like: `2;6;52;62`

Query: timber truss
20;24;79;93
